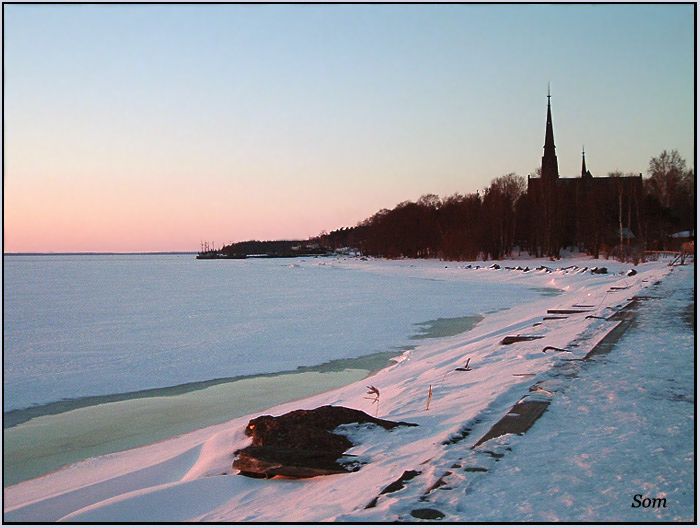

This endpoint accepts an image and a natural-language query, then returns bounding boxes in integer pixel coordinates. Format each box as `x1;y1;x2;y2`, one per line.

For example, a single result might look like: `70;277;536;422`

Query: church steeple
581;146;592;179
541;85;559;181
544;85;555;151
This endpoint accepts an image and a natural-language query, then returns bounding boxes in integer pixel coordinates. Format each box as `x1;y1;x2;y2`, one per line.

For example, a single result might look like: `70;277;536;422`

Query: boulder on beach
233;405;417;479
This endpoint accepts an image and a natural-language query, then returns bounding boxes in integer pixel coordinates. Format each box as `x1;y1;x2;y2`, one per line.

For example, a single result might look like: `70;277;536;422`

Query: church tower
541;85;559;181
538;85;561;257
581;147;592;179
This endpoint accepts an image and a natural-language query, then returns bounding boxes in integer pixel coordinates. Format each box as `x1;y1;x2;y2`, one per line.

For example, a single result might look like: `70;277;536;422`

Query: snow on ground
4;256;685;522
341;262;695;523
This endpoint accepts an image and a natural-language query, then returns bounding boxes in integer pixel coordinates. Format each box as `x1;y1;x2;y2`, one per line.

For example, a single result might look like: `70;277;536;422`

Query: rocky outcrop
233;405;417;479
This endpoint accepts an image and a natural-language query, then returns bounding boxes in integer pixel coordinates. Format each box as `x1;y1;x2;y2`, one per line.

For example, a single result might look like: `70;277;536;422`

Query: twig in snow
455;358;473;371
365;385;380;416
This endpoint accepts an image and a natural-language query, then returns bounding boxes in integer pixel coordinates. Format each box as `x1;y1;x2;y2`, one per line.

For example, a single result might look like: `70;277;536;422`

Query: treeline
314;150;694;260
219;239;327;257
316;174;528;260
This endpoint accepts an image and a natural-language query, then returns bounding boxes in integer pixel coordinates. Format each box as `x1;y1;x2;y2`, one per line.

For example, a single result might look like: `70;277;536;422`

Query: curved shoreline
3;349;403;430
3;258;680;522
3;368;370;487
5;313;492;429
4;314;487;486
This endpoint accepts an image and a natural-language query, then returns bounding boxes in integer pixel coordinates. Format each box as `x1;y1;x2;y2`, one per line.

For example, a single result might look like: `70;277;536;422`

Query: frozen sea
4;254;547;413
3;254;559;486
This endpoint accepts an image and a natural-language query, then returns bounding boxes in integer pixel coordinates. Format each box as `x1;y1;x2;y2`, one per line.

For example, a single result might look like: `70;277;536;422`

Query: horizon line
4;251;198;256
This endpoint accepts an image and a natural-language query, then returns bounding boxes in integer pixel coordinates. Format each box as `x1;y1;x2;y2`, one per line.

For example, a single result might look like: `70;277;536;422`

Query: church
526;91;643;258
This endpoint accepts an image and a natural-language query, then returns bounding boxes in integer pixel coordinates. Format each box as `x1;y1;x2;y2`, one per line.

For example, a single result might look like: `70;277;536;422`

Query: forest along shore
3;256;688;522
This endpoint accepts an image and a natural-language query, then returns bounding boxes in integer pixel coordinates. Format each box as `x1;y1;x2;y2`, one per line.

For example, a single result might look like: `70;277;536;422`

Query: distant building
527;90;643;257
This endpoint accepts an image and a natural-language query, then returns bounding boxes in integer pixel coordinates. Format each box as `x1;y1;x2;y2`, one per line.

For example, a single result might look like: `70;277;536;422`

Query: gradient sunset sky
4;4;694;252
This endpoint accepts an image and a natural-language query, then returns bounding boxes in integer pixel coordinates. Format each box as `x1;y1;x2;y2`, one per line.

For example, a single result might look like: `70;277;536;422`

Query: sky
3;4;695;252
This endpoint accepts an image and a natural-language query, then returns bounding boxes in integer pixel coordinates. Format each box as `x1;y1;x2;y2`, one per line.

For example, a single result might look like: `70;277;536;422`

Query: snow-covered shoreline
4;256;683;522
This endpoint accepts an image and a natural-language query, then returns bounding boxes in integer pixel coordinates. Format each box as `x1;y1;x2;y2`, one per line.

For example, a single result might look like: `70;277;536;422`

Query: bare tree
646;150;688;209
483;173;526;258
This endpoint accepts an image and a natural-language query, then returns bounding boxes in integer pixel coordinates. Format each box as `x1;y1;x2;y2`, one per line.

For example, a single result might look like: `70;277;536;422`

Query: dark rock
490;264;500;269
235;446;355;478
233;405;417;479
242;406;415;448
591;266;608;274
379;469;421;495
501;335;544;345
410;508;445;520
627;269;637;276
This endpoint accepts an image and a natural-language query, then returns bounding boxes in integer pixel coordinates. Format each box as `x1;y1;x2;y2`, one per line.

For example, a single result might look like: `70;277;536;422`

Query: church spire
544;84;555;152
541;85;559;181
581;146;592;178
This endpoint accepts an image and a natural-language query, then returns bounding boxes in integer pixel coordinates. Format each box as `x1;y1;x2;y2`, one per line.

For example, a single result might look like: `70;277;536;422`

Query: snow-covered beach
3;255;693;522
3;253;546;485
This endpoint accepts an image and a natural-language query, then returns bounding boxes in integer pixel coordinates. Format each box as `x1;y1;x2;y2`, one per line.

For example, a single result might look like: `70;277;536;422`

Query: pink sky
4;177;396;252
4;5;693;252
